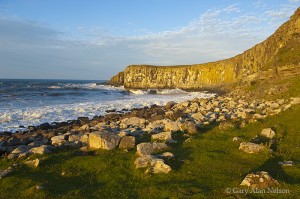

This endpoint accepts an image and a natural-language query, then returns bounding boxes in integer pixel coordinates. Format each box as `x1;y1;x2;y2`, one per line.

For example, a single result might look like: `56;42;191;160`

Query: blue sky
0;0;299;80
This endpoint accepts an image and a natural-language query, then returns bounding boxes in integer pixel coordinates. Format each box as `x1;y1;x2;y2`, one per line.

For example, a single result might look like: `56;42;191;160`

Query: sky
0;0;299;80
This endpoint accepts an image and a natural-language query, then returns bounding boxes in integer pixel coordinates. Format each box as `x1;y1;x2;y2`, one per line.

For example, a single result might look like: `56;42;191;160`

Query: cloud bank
0;3;299;80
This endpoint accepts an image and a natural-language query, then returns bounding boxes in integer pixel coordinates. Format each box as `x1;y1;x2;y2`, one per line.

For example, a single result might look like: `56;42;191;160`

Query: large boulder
136;142;168;156
260;128;275;139
240;171;279;188
88;131;121;150
239;142;264;153
118;136;135;149
151;131;172;141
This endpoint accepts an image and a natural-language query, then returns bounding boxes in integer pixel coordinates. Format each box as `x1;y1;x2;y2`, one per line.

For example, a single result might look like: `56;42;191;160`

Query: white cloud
0;3;299;80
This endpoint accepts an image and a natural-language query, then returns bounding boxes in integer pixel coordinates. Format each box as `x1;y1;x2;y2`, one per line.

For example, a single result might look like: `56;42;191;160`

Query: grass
0;104;299;198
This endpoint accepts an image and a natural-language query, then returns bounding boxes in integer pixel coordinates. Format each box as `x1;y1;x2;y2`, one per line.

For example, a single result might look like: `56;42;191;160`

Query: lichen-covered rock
240;171;279;188
260;128;276;139
88;131;121;150
136;142;168;156
119;136;135;149
239;142;264;153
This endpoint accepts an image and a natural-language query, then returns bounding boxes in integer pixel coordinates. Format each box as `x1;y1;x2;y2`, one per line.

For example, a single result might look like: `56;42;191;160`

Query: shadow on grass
254;157;300;185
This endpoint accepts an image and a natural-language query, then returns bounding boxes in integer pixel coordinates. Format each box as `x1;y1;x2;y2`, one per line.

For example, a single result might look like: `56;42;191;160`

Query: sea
0;79;214;132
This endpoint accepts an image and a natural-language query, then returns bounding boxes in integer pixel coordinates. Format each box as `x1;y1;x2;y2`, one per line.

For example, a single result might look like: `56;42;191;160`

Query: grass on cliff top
0;104;300;199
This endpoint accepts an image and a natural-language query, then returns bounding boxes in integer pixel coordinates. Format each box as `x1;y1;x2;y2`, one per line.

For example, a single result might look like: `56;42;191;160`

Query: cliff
109;7;300;90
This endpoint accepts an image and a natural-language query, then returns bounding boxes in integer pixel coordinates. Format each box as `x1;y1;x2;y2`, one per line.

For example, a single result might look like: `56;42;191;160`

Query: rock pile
0;93;298;176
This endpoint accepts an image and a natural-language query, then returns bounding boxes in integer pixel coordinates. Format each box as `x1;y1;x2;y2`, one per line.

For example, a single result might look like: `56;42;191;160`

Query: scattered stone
0;167;13;179
79;124;90;131
146;159;172;174
51;135;66;146
118;136;135;149
232;137;241;141
88;131;121;150
134;155;158;168
190;112;205;122
11;145;28;154
240;171;279;188
151;131;172;141
164;121;180;132
136;142;168;156
120;117;146;128
165;101;176;109
290;97;300;105
29;145;51;154
239;142;264;153
278;161;294;166
260;128;276;139
179;121;198;134
25;158;40;168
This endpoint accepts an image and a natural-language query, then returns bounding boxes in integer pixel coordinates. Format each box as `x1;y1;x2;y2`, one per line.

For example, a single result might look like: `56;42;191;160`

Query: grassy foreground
0;104;299;198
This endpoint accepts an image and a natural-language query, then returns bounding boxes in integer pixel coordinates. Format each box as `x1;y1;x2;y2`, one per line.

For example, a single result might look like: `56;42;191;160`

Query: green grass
1;104;300;198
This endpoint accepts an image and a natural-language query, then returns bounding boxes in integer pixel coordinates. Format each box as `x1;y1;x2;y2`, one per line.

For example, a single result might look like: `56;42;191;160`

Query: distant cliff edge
108;7;300;90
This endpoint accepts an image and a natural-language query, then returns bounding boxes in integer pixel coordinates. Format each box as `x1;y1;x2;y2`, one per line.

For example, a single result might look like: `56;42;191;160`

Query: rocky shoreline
1;91;300;185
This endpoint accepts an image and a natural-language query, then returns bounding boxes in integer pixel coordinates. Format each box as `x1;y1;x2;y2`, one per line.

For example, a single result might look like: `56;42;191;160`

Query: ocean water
0;79;214;132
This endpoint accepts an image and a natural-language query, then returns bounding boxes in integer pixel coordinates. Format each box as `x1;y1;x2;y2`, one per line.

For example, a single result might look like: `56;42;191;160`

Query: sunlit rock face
109;8;300;90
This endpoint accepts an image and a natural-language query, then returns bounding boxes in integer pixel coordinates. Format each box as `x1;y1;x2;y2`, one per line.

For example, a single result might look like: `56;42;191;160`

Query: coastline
1;88;298;158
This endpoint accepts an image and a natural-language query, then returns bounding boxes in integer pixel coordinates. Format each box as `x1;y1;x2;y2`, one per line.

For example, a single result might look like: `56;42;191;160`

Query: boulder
88;131;121;150
51;135;66;146
239;142;264;153
179;121;198;134
120;117;146;128
151;132;172;141
0;167;13;179
190;112;205;122
290;97;300;105
164;121;180;132
134;155;158;168
136;142;168;156
11;145;28;154
119;136;135;149
260;128;276;139
29;145;52;154
240;171;279;188
79;124;90;131
25;158;40;168
146;159;172;174
165;101;176;110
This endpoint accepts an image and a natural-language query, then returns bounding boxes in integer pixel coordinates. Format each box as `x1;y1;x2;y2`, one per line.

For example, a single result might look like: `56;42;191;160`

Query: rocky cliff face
109;7;300;90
